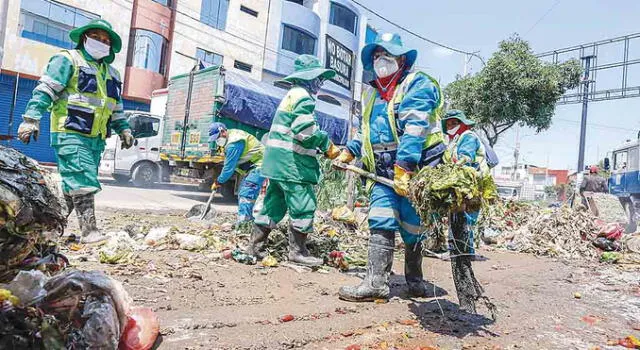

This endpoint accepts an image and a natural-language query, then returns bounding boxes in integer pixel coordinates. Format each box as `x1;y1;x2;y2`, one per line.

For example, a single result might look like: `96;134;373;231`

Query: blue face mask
299;78;324;95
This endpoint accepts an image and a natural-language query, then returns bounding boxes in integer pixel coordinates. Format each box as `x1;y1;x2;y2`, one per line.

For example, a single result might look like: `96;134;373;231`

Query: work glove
211;181;220;192
324;142;341;159
336;149;355;164
393;164;413;197
17;116;40;144
119;129;135;149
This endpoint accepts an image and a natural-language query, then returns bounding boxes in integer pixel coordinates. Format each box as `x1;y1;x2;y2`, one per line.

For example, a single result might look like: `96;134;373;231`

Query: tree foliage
444;36;582;146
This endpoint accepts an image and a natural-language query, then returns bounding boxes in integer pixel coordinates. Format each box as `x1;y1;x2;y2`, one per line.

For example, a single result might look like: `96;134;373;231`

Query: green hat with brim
70;19;122;54
361;32;417;71
279;54;336;84
441;109;476;130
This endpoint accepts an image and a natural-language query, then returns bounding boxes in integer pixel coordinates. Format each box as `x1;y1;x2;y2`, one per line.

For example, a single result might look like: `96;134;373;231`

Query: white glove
17;116;40;144
120;129;135;149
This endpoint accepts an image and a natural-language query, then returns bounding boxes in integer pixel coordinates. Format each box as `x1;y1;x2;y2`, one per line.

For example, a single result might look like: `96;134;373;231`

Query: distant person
580;165;608;215
208;123;265;224
17;20;133;244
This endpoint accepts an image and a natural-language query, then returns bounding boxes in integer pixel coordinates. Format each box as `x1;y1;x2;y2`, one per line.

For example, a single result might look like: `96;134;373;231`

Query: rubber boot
73;194;108;244
246;223;271;259
287;225;323;267
405;241;437;297
338;229;395;302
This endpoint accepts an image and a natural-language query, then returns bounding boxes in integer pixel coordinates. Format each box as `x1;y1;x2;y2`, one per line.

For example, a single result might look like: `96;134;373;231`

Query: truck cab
99;111;163;187
608;137;640;232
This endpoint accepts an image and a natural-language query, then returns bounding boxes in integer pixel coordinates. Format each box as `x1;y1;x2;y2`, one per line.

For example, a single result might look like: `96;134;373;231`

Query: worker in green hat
248;54;341;267
17;19;134;244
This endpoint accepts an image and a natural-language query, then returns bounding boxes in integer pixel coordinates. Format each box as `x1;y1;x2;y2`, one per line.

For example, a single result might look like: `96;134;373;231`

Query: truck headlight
103;149;115;160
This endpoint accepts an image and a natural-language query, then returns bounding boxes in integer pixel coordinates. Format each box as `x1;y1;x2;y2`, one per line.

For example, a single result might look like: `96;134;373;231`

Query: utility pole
512;127;520;180
577;55;595;172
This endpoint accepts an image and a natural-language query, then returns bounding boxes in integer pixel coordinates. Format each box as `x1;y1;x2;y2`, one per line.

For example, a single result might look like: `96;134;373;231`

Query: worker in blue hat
17;19;133;244
335;33;446;301
208;122;265;224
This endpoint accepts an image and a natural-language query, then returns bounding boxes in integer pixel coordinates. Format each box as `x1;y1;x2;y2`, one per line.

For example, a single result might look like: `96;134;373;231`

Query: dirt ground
61;208;640;350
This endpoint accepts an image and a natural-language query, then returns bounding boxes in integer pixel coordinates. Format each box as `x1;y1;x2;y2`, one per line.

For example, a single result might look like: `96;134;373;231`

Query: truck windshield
128;114;160;138
614;150;628;171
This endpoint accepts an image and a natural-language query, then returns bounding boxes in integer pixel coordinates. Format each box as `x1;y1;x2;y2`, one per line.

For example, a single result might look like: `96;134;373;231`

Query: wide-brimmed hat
208;122;227;142
361;32;417;71
441;109;476;130
279;55;336;84
70;19;122;53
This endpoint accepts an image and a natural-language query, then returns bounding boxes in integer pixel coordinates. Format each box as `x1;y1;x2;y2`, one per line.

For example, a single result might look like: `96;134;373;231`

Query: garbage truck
607;132;640;233
157;65;349;200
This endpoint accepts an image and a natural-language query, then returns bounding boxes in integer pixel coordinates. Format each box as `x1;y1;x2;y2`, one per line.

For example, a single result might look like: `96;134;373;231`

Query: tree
445;36;582;146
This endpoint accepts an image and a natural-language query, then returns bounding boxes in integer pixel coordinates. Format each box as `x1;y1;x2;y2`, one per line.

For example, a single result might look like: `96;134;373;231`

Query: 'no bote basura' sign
325;35;353;91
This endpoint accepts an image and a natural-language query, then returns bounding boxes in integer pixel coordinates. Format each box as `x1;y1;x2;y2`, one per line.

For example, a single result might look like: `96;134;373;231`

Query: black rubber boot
405;241;437;297
246;223;271;259
64;194;74;219
287;225;323;267
338;229;395;302
73;194;107;244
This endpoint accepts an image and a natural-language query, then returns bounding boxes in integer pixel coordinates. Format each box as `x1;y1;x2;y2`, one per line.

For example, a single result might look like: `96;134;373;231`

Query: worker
335;33;446;301
248;54;340;267
17;19;133;244
580;165;608;215
441;110;490;260
208;123;265;224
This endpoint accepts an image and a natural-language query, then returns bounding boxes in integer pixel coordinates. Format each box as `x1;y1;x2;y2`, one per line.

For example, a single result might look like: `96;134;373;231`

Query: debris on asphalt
173;233;207;251
99;231;143;264
144;226;172;246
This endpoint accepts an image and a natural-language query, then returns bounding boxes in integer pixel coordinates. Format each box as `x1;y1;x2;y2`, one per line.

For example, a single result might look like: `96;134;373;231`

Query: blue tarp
219;71;349;145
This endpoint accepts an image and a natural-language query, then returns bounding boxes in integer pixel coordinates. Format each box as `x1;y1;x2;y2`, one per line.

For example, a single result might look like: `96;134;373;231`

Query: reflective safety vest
444;130;490;175
227;129;264;174
360;71;444;174
50;49;123;139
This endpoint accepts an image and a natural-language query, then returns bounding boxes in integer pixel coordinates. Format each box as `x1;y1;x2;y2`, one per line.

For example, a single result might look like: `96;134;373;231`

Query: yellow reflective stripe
266;139;318;157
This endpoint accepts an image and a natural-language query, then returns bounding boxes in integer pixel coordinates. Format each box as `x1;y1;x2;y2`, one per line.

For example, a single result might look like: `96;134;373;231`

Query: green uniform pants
54;143;103;195
254;179;316;233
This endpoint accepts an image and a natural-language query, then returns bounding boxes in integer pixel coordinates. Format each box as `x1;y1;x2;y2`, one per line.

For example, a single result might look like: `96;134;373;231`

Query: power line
524;0;562;36
349;0;485;66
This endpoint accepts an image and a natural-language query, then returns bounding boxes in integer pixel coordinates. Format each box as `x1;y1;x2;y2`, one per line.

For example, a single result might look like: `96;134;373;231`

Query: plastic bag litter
174;233;207;251
120;307;160;350
99;231;142;264
2;270;47;305
331;205;356;225
144;227;171;246
72;294;121;348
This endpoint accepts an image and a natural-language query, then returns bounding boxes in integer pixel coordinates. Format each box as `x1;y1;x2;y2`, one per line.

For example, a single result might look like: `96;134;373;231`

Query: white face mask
216;137;227;147
447;125;461;135
373;55;400;78
84;37;110;60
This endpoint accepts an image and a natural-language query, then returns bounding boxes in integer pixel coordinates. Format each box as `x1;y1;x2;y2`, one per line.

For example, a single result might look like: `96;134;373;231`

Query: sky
357;0;640;171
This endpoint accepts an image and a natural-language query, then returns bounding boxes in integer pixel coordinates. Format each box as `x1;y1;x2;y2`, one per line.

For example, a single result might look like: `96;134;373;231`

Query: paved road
95;178;238;213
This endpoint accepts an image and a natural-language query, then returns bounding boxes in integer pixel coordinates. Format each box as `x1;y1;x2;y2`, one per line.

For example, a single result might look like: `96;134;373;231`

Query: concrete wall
1;0;133;76
169;0;268;80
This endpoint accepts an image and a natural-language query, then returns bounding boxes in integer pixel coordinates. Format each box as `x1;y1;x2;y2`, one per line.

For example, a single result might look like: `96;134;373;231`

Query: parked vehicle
607;134;640;232
99;111;163;187
157;65;348;200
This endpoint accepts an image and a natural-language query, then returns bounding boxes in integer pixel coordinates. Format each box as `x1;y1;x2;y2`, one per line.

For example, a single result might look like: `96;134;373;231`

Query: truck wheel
132;163;157;188
221;181;236;202
623;201;637;233
112;174;130;184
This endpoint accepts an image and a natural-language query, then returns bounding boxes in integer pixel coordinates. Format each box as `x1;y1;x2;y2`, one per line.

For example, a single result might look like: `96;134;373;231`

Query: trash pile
1;146;67;283
409;163;497;226
0;269;159;349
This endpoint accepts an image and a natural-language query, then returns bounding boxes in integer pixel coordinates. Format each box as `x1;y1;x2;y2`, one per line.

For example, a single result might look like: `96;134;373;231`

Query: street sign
325;35;353;91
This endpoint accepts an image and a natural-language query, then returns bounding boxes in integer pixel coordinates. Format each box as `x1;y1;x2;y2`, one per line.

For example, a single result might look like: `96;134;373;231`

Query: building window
196;48;223;66
281;25;316;55
286;0;304;5
19;0;99;49
329;2;358;34
240;5;258;17
200;0;229;30
152;0;172;6
128;29;168;74
234;60;252;72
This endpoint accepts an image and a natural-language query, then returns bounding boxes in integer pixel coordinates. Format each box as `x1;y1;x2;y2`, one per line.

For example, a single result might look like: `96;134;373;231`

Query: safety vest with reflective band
227;129;264;174
261;86;330;184
50;49;124;139
444;130;490;175
360;71;444;176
